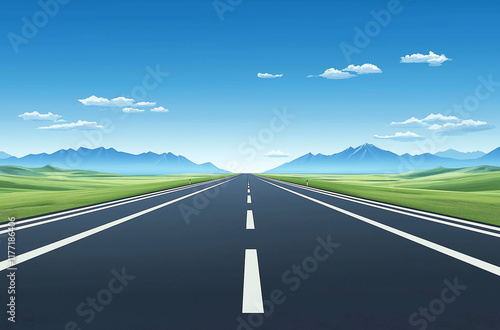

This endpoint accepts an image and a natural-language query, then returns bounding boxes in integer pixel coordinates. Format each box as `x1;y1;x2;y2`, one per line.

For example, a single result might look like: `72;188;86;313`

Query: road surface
1;174;500;329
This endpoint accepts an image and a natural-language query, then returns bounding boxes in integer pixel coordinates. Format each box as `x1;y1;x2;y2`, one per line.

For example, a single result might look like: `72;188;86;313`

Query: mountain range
266;144;500;174
0;147;228;175
0;151;11;159
1;145;497;175
434;149;485;160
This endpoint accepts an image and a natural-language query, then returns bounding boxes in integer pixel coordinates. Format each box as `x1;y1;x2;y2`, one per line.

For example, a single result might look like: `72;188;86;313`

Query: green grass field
260;166;500;226
0;165;231;222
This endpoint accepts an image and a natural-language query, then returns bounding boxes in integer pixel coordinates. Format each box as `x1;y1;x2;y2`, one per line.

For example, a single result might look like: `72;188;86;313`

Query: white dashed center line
246;210;255;230
242;249;264;313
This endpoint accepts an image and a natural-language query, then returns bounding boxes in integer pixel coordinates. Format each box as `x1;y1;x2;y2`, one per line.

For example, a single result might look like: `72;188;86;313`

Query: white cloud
342;63;382;74
78;95;135;107
37;120;104;130
134;101;156;107
312;63;382;79
428;120;495;135
390;117;427;127
257;73;283;79
391;113;460;127
374;131;425;142
319;68;355;80
264;150;290;157
422;113;459;123
122;107;145;113
150;106;169;112
388;115;494;136
104;97;134;107
18;111;63;121
400;51;451;66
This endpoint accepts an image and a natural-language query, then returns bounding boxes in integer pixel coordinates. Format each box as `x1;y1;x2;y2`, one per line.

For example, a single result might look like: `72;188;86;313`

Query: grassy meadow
260;166;500;226
0;165;231;222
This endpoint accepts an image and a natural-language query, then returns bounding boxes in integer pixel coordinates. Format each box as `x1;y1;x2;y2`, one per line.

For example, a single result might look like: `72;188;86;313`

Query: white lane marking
246;210;255;230
248;189;250;193
247;195;252;204
0;177;238;235
0;176;235;230
242;249;264;313
262;176;500;232
0;179;231;272
261;179;500;277
0;186;180;229
258;177;500;236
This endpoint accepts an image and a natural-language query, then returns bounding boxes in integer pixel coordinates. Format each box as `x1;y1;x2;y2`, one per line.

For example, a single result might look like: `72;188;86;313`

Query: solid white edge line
0;177;239;235
0;179;231;272
247;195;252;204
0;175;235;229
246;210;255;230
258;176;500;236
242;249;264;313
262;175;500;231
260;179;500;277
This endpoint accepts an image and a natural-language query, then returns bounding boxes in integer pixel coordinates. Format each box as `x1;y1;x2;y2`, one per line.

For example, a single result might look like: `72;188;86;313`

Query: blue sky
1;0;499;172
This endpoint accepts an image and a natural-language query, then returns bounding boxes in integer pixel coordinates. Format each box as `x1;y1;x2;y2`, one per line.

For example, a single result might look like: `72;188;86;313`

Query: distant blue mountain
479;147;500;162
0;151;11;159
434;149;485;160
265;144;500;174
0;147;229;175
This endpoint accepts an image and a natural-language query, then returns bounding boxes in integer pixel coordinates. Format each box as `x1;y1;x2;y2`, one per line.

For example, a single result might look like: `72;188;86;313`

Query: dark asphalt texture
1;174;500;329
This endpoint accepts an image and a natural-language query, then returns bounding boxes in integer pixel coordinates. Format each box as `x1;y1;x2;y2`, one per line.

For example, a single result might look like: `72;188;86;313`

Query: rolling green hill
261;166;500;226
400;165;500;179
0;165;231;221
0;165;48;176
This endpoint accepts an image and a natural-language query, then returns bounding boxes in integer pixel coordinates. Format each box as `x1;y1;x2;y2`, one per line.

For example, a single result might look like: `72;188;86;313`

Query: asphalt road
1;174;500;329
